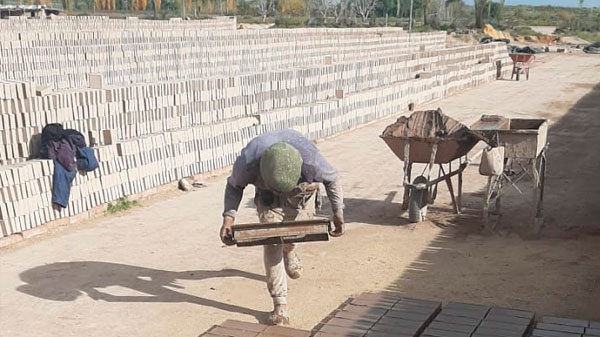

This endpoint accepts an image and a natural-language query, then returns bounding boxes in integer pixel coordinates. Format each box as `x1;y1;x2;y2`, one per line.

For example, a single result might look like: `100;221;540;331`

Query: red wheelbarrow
509;53;535;81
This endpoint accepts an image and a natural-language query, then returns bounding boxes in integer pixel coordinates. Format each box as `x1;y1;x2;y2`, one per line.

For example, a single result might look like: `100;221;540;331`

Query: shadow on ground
17;261;270;322
381;82;600;319
459;82;600;238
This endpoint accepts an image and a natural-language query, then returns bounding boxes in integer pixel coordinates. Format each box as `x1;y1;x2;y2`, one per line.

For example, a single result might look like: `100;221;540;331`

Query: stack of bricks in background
0;17;512;238
532;317;600;337
0;18;445;89
202;319;310;337
314;292;441;337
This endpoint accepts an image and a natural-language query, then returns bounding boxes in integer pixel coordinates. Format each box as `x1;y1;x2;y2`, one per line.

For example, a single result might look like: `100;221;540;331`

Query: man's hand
220;216;236;246
330;209;345;237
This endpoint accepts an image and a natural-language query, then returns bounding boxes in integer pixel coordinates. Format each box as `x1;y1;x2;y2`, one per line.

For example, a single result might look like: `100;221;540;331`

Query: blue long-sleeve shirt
223;129;344;218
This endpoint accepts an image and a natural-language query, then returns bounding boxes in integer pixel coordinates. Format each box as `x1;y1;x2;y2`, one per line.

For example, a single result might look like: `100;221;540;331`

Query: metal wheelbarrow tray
380;109;483;222
470;115;549;235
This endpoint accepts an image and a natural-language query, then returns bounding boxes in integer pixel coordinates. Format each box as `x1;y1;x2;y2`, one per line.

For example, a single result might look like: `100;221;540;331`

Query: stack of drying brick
200;294;598;337
531;317;600;337
0;18;445;89
0;17;512;239
202;320;310;337
472;307;534;337
314;292;441;337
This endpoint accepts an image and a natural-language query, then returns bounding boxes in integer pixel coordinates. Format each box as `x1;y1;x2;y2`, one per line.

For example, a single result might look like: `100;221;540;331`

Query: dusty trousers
255;183;319;305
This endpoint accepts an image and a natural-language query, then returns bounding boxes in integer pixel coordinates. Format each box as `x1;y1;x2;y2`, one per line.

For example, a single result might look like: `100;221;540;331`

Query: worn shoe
284;251;302;279
268;305;290;325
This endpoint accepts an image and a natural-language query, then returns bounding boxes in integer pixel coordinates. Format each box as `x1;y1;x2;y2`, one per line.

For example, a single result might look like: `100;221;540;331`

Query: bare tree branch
355;0;378;22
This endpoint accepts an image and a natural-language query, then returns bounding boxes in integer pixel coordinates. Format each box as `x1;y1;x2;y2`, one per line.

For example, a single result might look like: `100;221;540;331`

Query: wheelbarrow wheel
408;176;428;223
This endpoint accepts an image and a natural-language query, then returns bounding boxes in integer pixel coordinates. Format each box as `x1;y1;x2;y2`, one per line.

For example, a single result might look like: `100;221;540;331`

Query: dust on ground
1;54;600;337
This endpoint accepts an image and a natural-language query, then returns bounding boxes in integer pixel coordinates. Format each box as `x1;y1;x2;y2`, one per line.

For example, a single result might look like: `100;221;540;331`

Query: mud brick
384;310;431;322
366;331;414;337
325;318;373;330
314;332;357;337
400;298;442;309
370;323;419;335
445;302;490;316
318;325;367;337
350;298;394;309
542;318;590;328
376;316;424;329
531;329;582;337
392;303;439;315
434;314;481;326
209;326;259;337
262;326;310;337
313;333;354;337
475;327;524;337
220;320;268;333
202;333;227;337
479;321;528;332
341;304;387;318
335;311;381;323
484;314;532;326
488;308;534;320
354;292;401;304
423;328;471;337
442;308;488;320
537;323;586;334
429;322;478;334
585;329;600;336
473;333;513;337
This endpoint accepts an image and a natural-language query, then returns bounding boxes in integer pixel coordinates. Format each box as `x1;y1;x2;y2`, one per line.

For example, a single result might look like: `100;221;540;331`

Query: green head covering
260;142;303;193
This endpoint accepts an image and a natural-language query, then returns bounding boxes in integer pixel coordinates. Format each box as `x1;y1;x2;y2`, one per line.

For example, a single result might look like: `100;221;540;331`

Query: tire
408;176;428;223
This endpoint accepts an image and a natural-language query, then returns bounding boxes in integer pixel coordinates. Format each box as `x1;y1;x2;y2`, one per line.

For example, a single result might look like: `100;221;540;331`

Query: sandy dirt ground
1;54;600;337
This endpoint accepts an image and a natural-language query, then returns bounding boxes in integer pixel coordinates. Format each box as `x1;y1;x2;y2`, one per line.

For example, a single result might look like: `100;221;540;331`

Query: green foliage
107;198;139;214
511;26;537;36
574;31;600;43
274;14;307;27
237;0;255;15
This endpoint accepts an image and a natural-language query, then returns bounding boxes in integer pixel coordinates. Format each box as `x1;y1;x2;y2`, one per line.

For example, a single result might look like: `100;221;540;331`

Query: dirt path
1;54;600;337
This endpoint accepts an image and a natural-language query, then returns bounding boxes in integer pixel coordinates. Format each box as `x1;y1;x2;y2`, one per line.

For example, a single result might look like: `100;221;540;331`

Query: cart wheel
408;176;428;223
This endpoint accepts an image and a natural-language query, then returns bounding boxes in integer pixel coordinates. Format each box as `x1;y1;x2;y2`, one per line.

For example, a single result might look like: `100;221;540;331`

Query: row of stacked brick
0;19;445;89
0;43;509;165
258;46;509;139
0;43;509;238
0;117;259;237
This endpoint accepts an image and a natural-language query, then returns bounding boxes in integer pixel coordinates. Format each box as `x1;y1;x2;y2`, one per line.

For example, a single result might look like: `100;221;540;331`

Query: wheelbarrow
509;53;535;81
380;110;483;222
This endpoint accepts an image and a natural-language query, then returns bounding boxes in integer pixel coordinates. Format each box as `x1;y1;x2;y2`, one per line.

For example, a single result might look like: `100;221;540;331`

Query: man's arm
311;152;345;237
223;177;245;219
221;155;253;245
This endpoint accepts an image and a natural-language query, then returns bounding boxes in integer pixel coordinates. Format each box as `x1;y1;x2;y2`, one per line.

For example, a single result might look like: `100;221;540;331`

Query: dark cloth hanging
41;123;99;208
52;160;77;208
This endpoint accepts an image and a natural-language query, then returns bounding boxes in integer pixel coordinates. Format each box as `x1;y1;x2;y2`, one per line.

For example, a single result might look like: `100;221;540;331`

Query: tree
422;0;432;25
355;0;379;22
496;0;505;25
311;0;334;22
334;0;352;24
256;0;275;21
474;0;489;28
281;0;305;15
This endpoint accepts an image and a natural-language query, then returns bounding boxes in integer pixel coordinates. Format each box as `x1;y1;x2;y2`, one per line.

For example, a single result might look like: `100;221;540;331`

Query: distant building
0;5;62;19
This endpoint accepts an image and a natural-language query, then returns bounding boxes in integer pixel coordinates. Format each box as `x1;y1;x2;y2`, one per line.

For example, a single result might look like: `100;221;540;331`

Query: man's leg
282;184;318;279
256;195;290;325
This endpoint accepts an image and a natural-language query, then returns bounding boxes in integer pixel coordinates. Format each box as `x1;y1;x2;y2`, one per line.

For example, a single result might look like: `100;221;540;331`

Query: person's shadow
17;261;269;322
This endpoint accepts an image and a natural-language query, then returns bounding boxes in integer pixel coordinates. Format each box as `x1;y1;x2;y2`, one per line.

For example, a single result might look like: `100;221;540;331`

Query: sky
463;0;599;7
